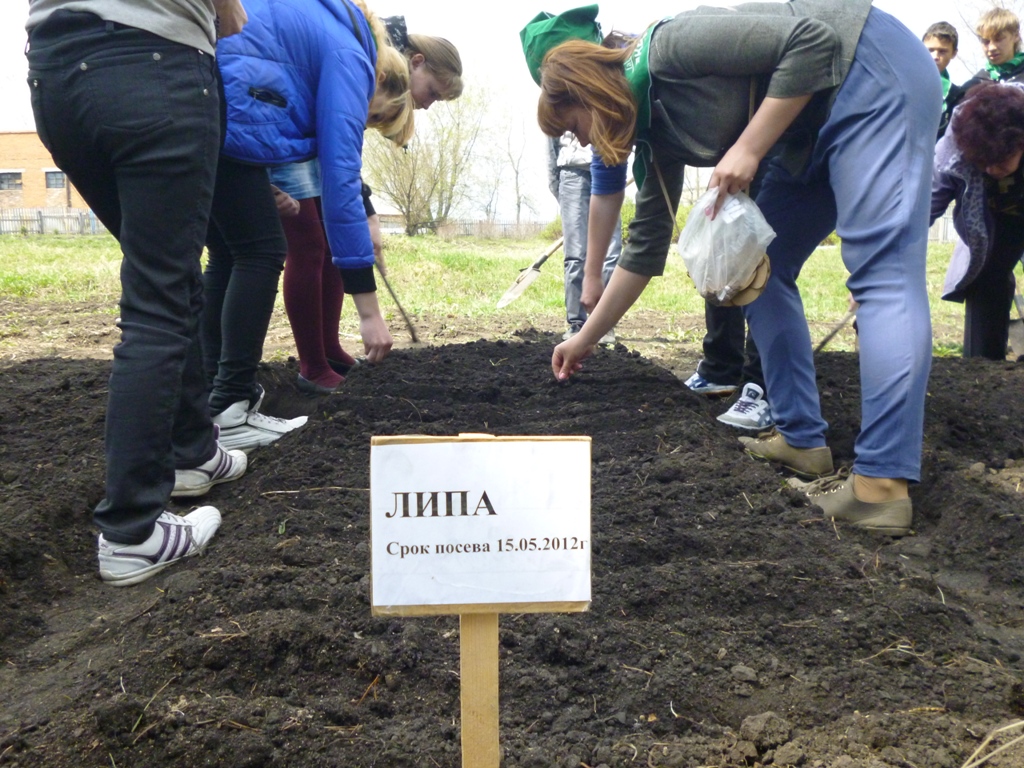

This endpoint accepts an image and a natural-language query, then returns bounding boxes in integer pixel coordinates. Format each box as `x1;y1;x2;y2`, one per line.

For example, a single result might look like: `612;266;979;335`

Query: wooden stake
460;613;499;767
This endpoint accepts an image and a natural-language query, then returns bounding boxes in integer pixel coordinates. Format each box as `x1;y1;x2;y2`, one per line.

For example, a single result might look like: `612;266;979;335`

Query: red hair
954;82;1024;168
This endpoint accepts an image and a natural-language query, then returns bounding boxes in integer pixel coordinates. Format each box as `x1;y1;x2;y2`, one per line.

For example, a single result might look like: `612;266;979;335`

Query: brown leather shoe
797;471;912;536
738;428;833;478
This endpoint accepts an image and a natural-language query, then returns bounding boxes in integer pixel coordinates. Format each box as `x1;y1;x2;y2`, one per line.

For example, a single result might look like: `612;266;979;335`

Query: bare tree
504;119;537;225
363;90;485;234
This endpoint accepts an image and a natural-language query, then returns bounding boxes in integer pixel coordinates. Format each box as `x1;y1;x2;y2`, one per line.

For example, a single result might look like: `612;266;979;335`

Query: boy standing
962;8;1024;91
923;21;963;138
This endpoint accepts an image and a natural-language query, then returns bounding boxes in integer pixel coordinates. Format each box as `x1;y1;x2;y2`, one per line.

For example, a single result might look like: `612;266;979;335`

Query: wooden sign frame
369;434;591;767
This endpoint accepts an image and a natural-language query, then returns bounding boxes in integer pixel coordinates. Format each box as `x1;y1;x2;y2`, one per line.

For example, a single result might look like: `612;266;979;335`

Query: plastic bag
676;187;776;305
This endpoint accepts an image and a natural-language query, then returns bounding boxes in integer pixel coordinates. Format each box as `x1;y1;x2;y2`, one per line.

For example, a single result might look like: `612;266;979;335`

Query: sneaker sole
717;414;774;430
820;508;912;537
170;474;240;499
689;387;738;397
850;521;911;537
217;430;284;453
99;560;178;586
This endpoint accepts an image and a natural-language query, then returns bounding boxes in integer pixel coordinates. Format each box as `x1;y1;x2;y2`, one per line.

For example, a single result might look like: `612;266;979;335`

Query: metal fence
929;212;955;243
0;206;955;243
433;219;546;239
0;207;108;235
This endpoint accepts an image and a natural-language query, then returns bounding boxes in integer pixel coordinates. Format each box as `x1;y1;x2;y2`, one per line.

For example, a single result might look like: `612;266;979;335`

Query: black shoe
328;358;360;376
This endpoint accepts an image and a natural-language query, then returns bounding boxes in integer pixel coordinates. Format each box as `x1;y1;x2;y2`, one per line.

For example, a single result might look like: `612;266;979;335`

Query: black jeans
28;11;220;543
202;157;287;413
962;217;1024;359
697;303;765;389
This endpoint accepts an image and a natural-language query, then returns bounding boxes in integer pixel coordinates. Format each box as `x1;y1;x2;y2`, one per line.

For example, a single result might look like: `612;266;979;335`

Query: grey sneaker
212;387;307;453
97;507;221;586
795;470;912;536
684;371;738;396
172;442;247;498
717;383;774;430
738;428;834;478
599;327;616;346
562;324;584;341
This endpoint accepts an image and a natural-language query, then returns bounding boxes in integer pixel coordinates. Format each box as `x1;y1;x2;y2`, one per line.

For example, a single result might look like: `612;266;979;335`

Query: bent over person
522;0;939;536
25;0;250;585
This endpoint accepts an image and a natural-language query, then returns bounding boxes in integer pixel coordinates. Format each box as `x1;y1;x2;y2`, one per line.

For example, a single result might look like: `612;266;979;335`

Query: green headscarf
520;5;602;85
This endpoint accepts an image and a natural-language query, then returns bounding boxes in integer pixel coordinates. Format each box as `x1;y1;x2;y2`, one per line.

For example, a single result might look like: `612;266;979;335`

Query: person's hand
351;291;394;363
368;214;385;275
213;0;247;37
580;273;605;314
551;334;595;381
270;185;300;217
707;144;760;218
358;313;393;364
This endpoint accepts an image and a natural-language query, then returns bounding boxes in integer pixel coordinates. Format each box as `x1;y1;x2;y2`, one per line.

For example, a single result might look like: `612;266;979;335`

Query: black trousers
962;216;1024;360
696;303;765;389
201;157;288;413
29;11;221;543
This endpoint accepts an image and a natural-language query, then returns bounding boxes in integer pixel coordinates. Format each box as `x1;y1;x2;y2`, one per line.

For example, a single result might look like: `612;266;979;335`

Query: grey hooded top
617;0;873;277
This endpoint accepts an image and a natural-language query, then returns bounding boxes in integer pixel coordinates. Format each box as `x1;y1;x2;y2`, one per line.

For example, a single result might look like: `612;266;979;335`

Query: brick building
0;131;85;209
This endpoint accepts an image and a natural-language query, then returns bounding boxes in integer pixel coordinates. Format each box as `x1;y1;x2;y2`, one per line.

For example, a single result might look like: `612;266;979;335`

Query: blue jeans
268;158;321;200
744;8;938;481
558;168;622;328
28;11;221;543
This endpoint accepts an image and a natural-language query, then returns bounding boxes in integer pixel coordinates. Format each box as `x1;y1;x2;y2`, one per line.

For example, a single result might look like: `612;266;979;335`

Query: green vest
623;21;667;189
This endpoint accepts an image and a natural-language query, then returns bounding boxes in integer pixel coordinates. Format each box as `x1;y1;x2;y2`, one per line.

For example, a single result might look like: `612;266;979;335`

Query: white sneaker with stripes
172;442;247;498
98;507;221;587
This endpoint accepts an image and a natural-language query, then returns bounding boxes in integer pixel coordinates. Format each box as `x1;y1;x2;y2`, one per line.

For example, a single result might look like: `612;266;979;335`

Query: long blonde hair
407;34;464;100
537;38;637;165
352;0;415;144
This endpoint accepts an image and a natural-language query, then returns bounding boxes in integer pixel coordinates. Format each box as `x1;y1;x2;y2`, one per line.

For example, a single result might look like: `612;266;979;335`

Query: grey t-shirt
27;0;218;55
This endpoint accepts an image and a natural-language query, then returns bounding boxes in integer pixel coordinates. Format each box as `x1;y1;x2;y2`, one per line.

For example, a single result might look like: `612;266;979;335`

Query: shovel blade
496;268;541;308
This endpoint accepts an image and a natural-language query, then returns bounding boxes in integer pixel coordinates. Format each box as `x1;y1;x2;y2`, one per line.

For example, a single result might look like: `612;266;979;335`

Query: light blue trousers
558;168;622;328
744;8;940;482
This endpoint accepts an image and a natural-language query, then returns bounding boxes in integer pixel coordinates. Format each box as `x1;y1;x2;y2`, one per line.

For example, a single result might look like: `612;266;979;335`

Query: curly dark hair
954;82;1024;168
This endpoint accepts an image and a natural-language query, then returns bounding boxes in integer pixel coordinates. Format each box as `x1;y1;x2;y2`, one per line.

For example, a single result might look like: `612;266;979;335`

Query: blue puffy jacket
217;0;377;280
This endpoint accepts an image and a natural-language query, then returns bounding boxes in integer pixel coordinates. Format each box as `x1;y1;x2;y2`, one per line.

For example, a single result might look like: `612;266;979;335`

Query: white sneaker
97;508;221;586
717;383;774;430
599;327;616;346
172;442;247;498
212;387;307;453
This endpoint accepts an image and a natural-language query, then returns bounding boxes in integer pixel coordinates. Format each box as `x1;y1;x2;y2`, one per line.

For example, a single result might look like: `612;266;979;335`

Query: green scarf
940;69;951;102
985;51;1024;80
622;21;666;189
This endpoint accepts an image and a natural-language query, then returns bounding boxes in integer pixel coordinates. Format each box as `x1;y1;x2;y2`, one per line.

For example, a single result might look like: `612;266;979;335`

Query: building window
46;171;66;189
0;172;23;191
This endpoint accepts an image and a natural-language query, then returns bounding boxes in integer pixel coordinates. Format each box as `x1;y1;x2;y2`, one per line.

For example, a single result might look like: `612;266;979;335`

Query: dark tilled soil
1;329;1023;768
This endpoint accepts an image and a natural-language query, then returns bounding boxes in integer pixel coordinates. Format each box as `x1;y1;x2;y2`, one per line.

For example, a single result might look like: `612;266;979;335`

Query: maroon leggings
280;197;356;384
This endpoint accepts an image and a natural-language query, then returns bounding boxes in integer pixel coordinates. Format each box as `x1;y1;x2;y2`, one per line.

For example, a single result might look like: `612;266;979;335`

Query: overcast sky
0;1;999;218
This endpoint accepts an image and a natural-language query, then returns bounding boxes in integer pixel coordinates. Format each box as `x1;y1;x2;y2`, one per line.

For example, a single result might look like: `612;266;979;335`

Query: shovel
496;237;563;308
1009;290;1024;359
377;263;419;344
497;179;634;309
813;307;857;354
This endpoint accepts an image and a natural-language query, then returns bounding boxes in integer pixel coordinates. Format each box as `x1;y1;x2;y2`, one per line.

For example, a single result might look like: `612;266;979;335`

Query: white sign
370;436;591;616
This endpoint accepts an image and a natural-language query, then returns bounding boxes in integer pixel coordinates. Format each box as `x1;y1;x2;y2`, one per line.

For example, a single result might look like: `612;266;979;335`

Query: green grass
0;232;983;354
0;235;123;303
